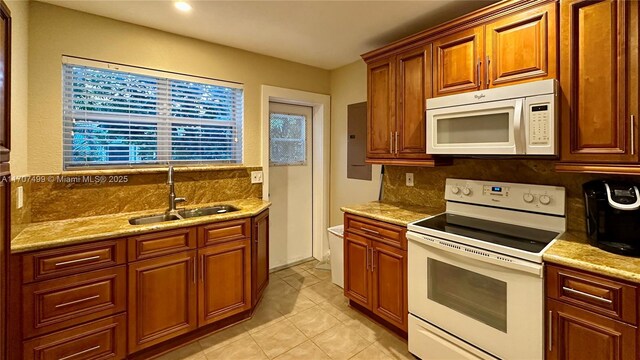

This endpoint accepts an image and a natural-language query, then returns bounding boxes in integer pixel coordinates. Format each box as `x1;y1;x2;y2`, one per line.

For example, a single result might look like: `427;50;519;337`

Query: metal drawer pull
59;345;101;360
562;286;613;304
477;61;482;88
360;227;380;235
55;295;100;308
548;310;552;352
55;255;101;267
395;131;399;154
486;56;491;86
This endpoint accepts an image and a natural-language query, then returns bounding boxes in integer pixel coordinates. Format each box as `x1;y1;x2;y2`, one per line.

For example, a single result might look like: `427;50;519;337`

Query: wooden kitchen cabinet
485;2;557;88
198;239;251;326
545;264;639;360
432;27;484;96
547;299;636;360
251;210;269;306
371;241;407;331
128;250;197;353
344;214;408;332
557;0;640;171
367;56;396;160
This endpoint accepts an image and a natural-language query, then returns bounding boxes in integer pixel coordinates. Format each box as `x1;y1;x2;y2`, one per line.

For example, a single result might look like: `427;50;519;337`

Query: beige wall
7;0;28;177
28;2;330;174
329;60;381;226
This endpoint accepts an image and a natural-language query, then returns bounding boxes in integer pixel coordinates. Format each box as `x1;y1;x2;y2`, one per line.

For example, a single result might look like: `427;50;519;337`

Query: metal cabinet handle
631;115;635;155
59;345;101;360
55;255;101;267
371;249;376;272
548;310;552;352
477;61;482;88
55;295;100;308
486;56;491;86
366;246;370;271
562;286;613;304
395;132;399;154
390;132;394;154
360;227;380;236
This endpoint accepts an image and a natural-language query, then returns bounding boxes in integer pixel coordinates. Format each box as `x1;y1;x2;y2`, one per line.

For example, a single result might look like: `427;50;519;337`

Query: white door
269;102;313;268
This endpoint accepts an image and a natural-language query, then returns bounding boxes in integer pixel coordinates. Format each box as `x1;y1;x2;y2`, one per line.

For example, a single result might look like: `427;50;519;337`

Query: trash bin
327;225;344;288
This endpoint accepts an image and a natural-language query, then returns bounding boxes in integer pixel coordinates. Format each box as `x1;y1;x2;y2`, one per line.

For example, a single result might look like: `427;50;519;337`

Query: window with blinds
62;57;243;169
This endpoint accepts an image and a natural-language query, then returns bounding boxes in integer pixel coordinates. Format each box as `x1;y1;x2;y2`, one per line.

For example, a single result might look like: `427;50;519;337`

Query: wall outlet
251;171;263;184
406;173;414;187
17;186;23;209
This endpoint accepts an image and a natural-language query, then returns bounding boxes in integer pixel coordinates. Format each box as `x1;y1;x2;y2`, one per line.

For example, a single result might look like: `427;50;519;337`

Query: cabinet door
396;44;432;159
128;251;197;353
344;232;372;308
432;27;484;96
252;210;269;307
367;56;396;159
199;239;252;326
547;299;636;360
560;0;639;163
485;2;557;88
371;241;407;331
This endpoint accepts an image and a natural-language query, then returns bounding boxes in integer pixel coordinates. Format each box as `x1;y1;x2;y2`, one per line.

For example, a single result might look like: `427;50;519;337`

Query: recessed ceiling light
174;1;192;12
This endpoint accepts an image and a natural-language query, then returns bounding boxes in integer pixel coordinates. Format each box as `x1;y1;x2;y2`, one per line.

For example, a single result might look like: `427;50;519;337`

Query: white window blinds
62;57;243;169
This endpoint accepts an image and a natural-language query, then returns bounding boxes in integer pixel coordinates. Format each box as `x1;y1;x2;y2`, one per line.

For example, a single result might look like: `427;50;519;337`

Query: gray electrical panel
347;102;371;180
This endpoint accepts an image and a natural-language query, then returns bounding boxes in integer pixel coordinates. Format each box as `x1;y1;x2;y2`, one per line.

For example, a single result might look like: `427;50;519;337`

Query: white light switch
406;173;414;187
251;171;263;184
17;186;23;209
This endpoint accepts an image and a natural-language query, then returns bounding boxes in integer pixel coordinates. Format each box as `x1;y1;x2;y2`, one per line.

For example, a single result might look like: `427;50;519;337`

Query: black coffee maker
583;180;640;256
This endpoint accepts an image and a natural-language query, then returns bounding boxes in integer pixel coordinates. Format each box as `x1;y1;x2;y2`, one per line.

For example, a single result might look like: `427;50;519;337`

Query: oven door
408;232;544;360
427;99;524;155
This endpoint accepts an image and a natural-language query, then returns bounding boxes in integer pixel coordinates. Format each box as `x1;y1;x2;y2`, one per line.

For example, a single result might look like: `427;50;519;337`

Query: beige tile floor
157;260;415;360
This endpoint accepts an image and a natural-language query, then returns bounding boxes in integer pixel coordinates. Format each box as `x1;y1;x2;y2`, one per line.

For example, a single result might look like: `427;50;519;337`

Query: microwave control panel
529;105;550;145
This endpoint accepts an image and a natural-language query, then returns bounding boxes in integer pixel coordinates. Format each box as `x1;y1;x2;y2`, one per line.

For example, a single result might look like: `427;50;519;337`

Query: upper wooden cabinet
557;0;639;169
432;28;484;96
366;45;438;165
485;2;557;87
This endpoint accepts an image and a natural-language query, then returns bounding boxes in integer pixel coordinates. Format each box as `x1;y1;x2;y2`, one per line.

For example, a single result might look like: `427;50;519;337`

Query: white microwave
426;79;558;155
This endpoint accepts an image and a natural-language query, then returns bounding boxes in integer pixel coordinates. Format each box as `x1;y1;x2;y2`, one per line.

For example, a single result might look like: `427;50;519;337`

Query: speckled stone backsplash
20;167;262;224
382;159;625;233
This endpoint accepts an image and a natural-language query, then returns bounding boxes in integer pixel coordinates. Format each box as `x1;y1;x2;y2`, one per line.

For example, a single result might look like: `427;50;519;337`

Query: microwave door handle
513;99;525;154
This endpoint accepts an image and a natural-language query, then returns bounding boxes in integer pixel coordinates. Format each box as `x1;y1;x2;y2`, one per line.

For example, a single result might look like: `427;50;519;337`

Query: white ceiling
40;0;495;70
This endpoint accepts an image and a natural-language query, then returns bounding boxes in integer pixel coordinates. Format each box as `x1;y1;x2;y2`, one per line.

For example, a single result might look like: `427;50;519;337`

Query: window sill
54;164;257;177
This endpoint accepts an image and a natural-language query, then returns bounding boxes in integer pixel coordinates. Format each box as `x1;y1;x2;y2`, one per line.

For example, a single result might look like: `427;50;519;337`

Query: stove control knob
462;187;472;196
451;186;460;195
523;193;535;203
539;195;551;205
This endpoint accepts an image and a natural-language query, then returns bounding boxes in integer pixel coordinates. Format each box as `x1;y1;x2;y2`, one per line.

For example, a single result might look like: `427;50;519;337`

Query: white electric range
407;178;566;360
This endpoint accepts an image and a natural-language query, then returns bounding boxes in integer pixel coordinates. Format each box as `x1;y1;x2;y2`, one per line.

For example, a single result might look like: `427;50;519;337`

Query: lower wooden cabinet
199;239;251;326
23;314;126;360
344;214;408;332
547;299;636;360
252;210;269;306
127;250;198;353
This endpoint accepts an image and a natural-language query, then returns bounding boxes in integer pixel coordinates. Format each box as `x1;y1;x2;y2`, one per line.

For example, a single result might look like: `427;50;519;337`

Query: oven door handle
407;232;543;277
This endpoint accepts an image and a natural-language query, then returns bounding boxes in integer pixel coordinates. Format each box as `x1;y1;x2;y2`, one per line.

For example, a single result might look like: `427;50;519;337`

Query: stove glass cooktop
412;213;560;253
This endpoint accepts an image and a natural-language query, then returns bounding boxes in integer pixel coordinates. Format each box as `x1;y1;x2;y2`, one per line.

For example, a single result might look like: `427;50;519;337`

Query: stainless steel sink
179;205;240;218
128;205;240;225
128;214;182;225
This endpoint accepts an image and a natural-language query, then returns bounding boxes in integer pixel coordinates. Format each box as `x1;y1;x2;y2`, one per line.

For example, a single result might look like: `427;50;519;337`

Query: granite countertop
544;231;640;284
341;201;443;226
11;198;271;253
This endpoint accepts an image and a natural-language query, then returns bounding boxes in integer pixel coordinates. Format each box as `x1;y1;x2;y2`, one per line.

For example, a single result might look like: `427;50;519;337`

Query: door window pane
428;258;507;332
269;113;307;166
436;113;510;144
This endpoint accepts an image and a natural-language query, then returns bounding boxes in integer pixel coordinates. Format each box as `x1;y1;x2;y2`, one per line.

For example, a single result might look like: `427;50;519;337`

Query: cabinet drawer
546;265;637;325
23;314;126;360
22;240;126;283
128;228;196;261
345;214;406;249
198;219;251;247
23;267;126;338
